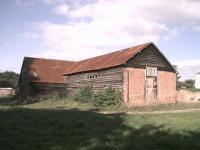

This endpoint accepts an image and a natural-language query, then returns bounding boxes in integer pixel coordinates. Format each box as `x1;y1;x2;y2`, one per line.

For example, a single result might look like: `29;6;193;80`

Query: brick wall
123;68;145;106
157;71;176;104
123;68;176;107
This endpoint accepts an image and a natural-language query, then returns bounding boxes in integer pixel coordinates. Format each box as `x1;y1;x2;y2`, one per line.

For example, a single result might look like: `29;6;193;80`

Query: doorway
145;66;158;105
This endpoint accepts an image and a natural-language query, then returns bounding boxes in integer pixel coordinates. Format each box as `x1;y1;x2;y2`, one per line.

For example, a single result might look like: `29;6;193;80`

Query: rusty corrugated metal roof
22;57;76;84
64;42;151;75
20;42;175;83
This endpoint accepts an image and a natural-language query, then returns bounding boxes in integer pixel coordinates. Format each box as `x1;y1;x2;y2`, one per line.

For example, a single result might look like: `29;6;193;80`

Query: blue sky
1;0;200;80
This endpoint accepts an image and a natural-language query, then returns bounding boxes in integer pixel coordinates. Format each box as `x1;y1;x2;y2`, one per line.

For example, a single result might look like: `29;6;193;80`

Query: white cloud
23;32;38;39
30;0;200;64
34;0;183;60
35;18;170;60
176;59;200;68
53;4;70;16
175;59;200;80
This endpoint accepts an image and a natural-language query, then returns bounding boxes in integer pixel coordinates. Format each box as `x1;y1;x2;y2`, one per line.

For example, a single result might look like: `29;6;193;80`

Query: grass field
0;97;200;150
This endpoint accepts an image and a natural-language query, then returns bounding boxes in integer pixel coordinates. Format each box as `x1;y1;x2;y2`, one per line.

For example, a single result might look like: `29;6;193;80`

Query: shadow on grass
0;96;19;105
0;96;42;106
0;108;200;150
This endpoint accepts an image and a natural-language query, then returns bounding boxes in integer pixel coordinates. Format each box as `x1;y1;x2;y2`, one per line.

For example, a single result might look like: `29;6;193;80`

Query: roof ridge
24;56;76;62
77;42;151;62
64;42;151;75
24;42;151;64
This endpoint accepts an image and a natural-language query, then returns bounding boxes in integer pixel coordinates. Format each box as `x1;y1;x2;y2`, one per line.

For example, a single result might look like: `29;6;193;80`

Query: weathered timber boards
66;67;123;95
127;44;174;72
29;82;67;96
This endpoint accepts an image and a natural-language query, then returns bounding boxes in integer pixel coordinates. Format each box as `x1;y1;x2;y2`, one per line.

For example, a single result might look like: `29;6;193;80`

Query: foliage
174;66;200;92
174;65;182;90
73;85;94;103
179;79;200;92
0;71;19;89
94;87;122;107
182;79;195;89
74;86;122;107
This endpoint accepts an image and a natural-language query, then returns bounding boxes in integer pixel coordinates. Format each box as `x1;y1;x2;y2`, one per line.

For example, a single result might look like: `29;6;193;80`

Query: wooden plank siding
29;82;67;96
65;67;123;96
18;64;31;98
126;44;175;72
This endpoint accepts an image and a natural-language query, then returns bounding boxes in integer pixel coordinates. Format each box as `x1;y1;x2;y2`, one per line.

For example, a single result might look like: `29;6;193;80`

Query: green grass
0;108;200;150
1;96;200;112
0;97;200;150
125;102;200;112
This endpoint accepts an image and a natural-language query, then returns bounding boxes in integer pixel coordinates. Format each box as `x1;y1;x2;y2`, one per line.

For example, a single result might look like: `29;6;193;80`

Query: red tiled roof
22;57;75;83
64;42;151;75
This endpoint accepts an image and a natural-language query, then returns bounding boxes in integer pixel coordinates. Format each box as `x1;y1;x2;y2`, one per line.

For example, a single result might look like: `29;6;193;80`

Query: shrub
94;87;122;107
74;85;94;103
73;86;122;106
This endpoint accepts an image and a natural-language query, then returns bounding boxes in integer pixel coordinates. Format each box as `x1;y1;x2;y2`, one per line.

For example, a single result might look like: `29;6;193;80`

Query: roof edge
63;65;123;76
64;42;151;75
150;43;176;73
30;81;67;85
124;42;152;65
24;56;76;63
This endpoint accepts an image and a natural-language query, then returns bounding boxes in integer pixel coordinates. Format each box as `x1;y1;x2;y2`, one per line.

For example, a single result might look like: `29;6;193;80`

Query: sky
1;0;200;80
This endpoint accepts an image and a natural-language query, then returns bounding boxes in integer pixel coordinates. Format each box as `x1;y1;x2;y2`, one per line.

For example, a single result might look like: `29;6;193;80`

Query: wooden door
145;66;158;105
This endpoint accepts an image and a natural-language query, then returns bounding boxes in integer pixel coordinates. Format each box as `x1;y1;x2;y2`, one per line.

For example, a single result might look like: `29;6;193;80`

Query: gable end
126;43;176;72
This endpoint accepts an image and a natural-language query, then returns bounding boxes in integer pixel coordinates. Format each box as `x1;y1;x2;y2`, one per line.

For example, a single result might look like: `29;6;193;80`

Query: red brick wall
157;71;176;104
123;68;145;106
123;68;176;107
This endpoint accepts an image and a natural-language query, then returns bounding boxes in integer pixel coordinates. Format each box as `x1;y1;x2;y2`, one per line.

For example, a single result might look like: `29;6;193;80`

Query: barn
18;57;75;98
63;42;176;106
19;42;176;106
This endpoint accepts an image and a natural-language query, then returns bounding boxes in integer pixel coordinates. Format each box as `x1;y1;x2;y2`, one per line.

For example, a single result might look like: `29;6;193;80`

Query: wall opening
145;65;158;105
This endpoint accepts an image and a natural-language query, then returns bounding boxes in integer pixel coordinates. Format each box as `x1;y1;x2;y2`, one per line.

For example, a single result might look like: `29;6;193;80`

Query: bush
74;85;94;103
73;86;122;107
94;87;122;107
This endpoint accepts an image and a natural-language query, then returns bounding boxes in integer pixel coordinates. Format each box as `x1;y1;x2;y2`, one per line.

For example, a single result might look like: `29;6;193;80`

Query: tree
0;71;19;89
173;65;182;90
182;79;195;89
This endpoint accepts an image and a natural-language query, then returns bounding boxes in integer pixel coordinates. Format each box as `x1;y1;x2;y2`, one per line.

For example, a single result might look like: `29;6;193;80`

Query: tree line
175;66;199;92
0;71;19;89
